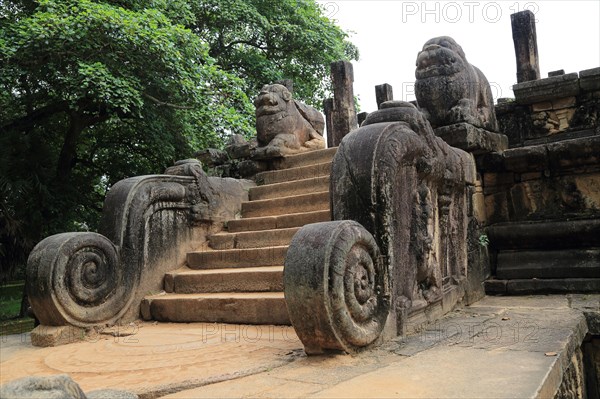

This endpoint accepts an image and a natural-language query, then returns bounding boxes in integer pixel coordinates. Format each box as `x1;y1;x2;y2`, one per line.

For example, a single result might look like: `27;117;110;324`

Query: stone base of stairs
141;292;290;325
485;278;600;295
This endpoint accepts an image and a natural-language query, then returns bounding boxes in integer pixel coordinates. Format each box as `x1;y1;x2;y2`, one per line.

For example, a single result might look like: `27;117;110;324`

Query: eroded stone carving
254;84;325;158
415;36;499;131
26;160;250;339
284;220;390;354
0;375;138;399
331;101;474;332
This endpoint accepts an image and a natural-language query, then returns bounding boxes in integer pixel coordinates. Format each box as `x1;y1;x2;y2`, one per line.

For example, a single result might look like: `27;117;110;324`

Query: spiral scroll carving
284;220;390;354
27;232;134;327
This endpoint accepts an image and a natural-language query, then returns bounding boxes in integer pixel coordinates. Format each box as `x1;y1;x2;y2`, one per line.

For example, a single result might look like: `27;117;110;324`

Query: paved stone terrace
1;295;598;398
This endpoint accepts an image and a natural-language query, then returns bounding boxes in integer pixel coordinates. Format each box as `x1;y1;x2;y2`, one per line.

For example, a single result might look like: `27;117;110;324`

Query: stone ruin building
20;10;599;397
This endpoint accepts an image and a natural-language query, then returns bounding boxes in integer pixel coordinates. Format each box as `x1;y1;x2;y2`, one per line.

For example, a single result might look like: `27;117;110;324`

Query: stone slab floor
1;295;598;399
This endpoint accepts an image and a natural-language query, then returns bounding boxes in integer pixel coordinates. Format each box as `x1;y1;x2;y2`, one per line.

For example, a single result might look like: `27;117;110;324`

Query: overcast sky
316;0;600;113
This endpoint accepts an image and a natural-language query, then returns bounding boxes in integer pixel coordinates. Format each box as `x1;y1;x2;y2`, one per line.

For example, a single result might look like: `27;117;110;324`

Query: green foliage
478;234;490;248
185;0;359;106
0;0;356;279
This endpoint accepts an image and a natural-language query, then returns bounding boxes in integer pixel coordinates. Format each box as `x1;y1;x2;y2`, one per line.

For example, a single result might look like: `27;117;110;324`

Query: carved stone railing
284;102;476;353
26;160;250;332
284;220;391;354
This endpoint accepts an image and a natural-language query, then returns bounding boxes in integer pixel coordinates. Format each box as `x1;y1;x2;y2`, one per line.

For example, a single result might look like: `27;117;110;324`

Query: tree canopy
0;0;357;280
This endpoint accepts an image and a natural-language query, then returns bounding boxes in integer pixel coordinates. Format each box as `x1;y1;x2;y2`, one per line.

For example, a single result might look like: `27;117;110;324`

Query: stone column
375;83;393;109
511;10;540;83
330;61;358;146
323;98;334;148
357;112;369;126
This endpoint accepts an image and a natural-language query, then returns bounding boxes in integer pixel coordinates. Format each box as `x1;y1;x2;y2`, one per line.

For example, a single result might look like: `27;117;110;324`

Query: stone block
548;69;565;77
505;278;600;295
194;148;228;167
580;67;600;92
434;123;508;154
551;96;576;110
547;135;600;170
502;145;548;172
513;73;580;104
30;325;86;347
483;279;507;295
532;101;552;112
496;249;600;279
483;172;515;188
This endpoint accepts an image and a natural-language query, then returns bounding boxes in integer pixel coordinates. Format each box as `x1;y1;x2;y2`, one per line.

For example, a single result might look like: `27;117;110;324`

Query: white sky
316;0;600;113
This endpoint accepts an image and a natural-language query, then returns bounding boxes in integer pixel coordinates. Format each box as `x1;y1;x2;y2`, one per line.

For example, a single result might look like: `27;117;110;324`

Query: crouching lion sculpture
253;84;325;159
415;36;499;131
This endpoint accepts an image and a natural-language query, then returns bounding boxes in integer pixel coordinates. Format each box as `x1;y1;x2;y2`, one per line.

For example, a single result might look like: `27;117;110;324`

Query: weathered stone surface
0;375;135;399
323;97;334;148
511;10;541;83
480;136;600;223
332;101;474;333
548;69;565;77
144;292;290;325
284;221;390;354
496;249;600;279
580;67;600;92
513;73;580;104
0;375;87;399
253;84;325;158
375;83;393;109
583;337;600;398
26;159;251;337
485;278;600;295
488;219;600;250
415;36;498;131
193;148;228;167
30;325;86;347
329;61;358;146
434;122;508;154
357;111;369;126
225;134;255;159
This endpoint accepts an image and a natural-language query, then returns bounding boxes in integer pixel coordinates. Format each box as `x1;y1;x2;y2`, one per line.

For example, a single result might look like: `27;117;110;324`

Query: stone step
249;176;330;201
484;278;600;295
227;210;331;233
187;246;288;269
241;191;330;218
164;266;284;293
271;147;337;170
208;227;300;250
141;292;290;325
496;249;600;279
256;161;331;186
488;219;600;250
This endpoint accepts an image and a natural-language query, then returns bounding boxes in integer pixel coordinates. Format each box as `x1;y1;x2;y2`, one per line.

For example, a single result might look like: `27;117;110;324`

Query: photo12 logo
401;2;540;24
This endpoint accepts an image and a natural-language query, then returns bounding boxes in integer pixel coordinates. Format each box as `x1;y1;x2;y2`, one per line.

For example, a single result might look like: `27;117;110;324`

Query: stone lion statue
253;84;325;159
415;36;499;131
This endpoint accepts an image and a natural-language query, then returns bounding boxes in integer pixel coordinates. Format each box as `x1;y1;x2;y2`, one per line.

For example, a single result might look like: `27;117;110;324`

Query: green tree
0;0;357;280
186;0;359;106
0;0;252;279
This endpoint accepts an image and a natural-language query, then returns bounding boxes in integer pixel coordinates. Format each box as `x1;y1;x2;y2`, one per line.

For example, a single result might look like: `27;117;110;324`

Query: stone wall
497;68;599;148
480;68;600;225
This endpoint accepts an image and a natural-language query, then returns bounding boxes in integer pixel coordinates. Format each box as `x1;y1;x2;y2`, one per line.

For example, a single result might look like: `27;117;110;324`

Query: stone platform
1;295;598;398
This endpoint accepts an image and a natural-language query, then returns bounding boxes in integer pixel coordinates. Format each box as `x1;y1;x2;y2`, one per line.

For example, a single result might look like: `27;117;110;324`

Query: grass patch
0;281;35;335
0;281;25;320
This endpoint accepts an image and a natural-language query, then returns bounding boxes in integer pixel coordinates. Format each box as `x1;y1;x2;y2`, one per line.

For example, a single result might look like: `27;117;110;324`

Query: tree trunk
56;112;85;182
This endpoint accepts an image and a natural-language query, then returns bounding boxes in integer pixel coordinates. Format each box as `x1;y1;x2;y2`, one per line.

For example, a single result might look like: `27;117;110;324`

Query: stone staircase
484;219;600;295
141;148;337;325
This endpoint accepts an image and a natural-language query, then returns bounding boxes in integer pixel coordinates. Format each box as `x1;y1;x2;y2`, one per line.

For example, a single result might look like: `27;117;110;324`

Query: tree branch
1;101;69;132
143;93;195;110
